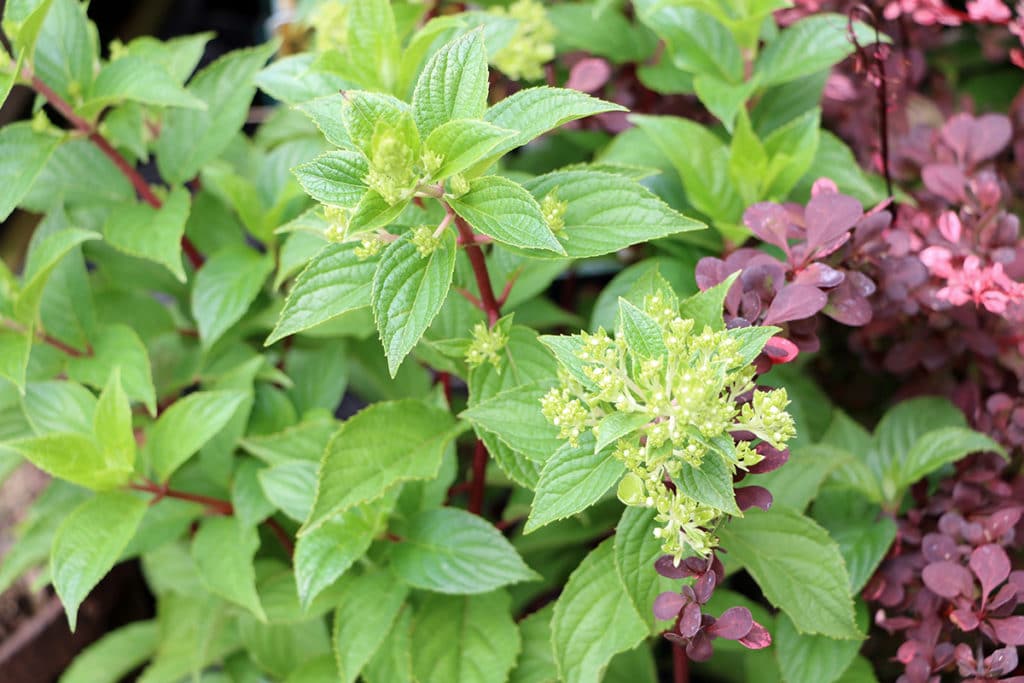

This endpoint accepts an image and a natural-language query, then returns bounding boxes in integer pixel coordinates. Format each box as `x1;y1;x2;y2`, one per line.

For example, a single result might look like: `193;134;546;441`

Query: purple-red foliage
864;453;1024;682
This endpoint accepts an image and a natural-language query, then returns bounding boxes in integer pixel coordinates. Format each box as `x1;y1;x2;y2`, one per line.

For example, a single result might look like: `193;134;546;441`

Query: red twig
130;480;234;515
27;71;204;269
673;644;689;683
455;286;485;311
1;320;92;357
847;5;893;199
468;439;488;515
453;215;501;326
130;480;295;556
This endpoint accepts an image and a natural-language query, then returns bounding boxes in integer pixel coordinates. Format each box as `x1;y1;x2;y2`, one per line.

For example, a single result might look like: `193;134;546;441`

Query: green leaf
292;151;368;207
449;176;565;254
333;571;409;683
363;606;413;683
348;189;409;233
191;515;265;620
796;132;889;206
92;368;134;473
16;227;98;326
631;114;745;228
824;511;897;594
461;383;561;462
7;433;131;489
762;107;821;199
548;3;655;63
594;411;650;455
267;242;380;345
302;399;461;535
718;506;859;639
896;427;1005;496
412;30;489;136
614;507;678;634
756;14;886;88
551;539;647;683
756;443;850;512
677;271;738;331
872;397;966;471
51;491;148;630
123;32;212;83
66;323;157;415
0;122;60;223
33;0;95;102
297;94;352;149
258;461;317;522
423;119;516;179
835;656;879;683
617;298;665;359
341;90;415;157
102;188;190;282
693;74;759;132
638;5;742;83
294;499;390;608
485;87;625;156
392;508;539;594
525;435;624;533
191;245;273;348
372;230;457;377
285;655;340;683
677;452;742;515
411;590;521;683
148;390;249;482
341;0;401;91
0;328;31;391
510;605;557;683
86;56;206;112
520;168;704;259
2;0;54;58
156;41;277;184
775;609;865;683
59;621;159;683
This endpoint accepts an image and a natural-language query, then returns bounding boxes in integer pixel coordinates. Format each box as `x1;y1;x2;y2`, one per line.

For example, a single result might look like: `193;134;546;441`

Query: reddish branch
130;480;294;556
450;212;507;515
2;319;92;357
26;71;204;269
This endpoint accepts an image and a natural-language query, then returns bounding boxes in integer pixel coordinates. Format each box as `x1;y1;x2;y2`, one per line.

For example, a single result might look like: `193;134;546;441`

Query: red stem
453;215;501;326
450;213;505;517
27;73;204;269
673;645;689;683
468;439;488;515
131;481;294;556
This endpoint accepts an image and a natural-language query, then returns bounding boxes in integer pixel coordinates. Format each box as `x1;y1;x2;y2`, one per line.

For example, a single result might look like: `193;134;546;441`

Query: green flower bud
490;0;557;81
541;192;568;238
448;174;471;197
411;225;441;257
354;236;385;261
465;321;510;371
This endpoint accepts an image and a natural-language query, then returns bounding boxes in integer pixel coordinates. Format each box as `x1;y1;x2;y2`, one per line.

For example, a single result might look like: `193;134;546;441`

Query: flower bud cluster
365;124;418;206
540;290;795;561
465;322;510;371
490;0;557;81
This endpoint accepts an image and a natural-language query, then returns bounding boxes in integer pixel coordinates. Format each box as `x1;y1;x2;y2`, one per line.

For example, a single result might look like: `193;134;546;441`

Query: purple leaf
989;616;1024;646
763;336;799;365
950;607;980;631
685;631;715;662
921;163;967;202
985;646;1019;676
969;544;1011;603
654;555;690;579
695;257;729;291
921;561;975;599
921;533;959;563
565;57;612;93
706;607;754;640
762;284;828;325
966;113;1013;166
792;263;845;288
748;443;789;474
804;192;862;255
743;202;792;253
694;569;717;604
653;591;686;620
679;601;703;638
734;486;773;511
738;621;772;650
983;507;1022;541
